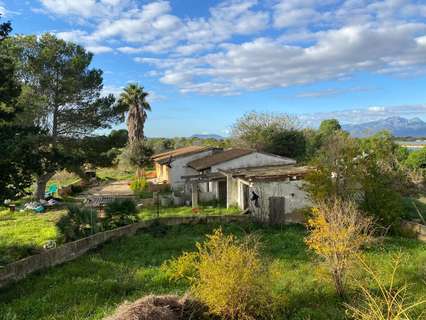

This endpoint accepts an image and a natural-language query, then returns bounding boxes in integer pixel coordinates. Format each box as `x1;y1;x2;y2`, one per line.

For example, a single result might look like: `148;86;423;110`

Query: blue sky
2;0;426;137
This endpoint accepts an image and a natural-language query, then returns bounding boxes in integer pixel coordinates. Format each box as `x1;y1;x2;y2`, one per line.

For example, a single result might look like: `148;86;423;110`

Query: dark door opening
218;180;227;205
269;197;285;225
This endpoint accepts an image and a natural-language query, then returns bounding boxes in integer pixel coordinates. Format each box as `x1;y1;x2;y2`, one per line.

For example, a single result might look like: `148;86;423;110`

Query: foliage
345;254;426;320
104;199;138;229
265;129;307;160
404;147;426;169
305;198;374;297
305;131;406;228
231;111;303;156
130;176;148;193
57;206;102;241
122;140;154;169
6;33;121;199
319;119;342;136
116;83;151;145
0;19;47;201
0;15;11;41
165;228;280;320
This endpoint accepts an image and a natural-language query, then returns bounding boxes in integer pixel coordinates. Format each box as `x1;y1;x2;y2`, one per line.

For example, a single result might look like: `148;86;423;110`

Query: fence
0;215;248;289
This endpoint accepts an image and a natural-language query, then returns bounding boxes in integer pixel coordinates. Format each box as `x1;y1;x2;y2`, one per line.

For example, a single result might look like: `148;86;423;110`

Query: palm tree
118;84;151;145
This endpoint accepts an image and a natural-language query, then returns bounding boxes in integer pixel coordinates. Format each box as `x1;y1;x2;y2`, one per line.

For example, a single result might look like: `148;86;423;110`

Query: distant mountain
191;134;225;140
343;117;426;137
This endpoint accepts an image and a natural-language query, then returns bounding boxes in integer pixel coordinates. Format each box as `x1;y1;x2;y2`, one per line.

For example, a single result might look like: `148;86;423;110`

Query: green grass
137;205;241;220
0;205;239;265
96;167;135;181
0;209;65;265
0;223;425;320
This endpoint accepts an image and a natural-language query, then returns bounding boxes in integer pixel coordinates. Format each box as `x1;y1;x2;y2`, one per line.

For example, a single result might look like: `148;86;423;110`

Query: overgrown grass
96;167;135;181
0;209;65;265
0;223;424;320
137;205;241;220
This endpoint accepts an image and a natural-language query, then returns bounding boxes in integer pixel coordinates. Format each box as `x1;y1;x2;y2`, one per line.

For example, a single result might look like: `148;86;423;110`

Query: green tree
0;18;44;201
116;83;151;145
306;131;406;228
318;119;341;136
405;147;426;169
8;33;120;199
231;111;305;158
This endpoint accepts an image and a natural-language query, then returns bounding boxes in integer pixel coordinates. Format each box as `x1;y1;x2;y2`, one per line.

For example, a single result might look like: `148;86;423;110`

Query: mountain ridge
343;116;426;137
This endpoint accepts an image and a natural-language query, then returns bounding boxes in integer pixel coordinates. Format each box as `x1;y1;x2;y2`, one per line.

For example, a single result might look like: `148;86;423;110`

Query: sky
1;0;426;137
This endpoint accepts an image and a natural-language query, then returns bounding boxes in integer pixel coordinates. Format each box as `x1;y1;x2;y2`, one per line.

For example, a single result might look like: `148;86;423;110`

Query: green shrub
163;228;281;320
104;199;138;229
57;206;102;241
130;177;148;193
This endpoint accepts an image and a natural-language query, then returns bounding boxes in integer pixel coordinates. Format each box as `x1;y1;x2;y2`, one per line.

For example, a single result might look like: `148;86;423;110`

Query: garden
0;222;425;320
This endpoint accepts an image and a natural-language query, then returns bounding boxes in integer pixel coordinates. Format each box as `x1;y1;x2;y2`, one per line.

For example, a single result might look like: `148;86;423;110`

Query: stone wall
0;215;247;289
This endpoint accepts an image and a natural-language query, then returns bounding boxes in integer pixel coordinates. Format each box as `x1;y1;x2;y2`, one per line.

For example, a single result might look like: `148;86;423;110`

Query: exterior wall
227;178;311;223
155;163;170;183
226;174;239;208
168;150;215;190
210;152;296;172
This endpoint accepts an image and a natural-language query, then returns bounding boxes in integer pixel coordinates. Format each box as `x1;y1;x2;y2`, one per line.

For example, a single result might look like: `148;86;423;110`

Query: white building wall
169;150;215;190
210;152;296;172
227;178;311;222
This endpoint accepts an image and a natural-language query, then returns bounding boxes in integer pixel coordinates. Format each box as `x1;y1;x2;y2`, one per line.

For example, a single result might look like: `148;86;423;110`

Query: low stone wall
0;215;248;289
401;220;426;242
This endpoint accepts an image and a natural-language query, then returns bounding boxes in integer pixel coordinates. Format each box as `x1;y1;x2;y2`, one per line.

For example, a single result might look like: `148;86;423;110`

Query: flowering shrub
163;228;281;320
305;198;374;297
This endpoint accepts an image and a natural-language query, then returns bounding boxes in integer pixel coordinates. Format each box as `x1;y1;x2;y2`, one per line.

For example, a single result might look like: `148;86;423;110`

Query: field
0;222;425;320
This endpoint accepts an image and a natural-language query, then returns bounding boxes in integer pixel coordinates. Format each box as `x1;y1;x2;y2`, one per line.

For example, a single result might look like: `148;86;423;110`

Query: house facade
151;146;220;191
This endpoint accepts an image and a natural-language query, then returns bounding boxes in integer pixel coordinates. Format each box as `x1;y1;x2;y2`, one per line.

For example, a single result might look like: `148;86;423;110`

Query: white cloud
86;45;113;54
39;0;426;94
301;105;426;127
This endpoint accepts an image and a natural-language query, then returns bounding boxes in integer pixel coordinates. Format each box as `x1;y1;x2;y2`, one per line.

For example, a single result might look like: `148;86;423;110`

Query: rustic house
183;148;296;203
182;149;311;224
151;146;220;190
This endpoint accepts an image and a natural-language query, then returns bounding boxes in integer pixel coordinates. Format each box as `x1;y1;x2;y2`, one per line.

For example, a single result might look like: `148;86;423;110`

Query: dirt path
79;180;134;198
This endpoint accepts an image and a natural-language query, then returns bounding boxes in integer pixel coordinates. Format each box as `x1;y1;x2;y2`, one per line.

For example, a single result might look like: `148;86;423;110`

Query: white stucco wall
169;150;215;190
210;152;296;172
227;177;311;222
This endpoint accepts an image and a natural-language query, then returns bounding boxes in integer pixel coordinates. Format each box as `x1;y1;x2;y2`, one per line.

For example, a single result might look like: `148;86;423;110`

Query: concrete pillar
226;174;232;208
192;182;199;208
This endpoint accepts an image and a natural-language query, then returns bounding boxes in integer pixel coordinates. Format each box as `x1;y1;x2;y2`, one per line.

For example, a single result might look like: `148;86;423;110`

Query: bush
305;198;374;297
104;199;138;229
345;254;426;320
163;228;281;320
57;206;102;241
130;176;148;193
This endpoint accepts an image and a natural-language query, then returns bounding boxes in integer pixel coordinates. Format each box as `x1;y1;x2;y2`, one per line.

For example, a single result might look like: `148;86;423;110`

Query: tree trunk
34;172;55;200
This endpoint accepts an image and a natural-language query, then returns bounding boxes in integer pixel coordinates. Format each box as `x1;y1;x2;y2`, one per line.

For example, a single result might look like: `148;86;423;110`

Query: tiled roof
152;146;213;163
187;148;254;171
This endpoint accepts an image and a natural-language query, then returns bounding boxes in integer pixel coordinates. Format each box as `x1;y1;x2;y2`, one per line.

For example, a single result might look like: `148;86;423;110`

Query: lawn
0;209;66;266
0;223;425;320
137;205;241;220
0;205;240;265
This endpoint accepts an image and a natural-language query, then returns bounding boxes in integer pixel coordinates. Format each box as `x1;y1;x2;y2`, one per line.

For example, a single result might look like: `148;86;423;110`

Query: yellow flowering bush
164;228;280;320
305;198;374;297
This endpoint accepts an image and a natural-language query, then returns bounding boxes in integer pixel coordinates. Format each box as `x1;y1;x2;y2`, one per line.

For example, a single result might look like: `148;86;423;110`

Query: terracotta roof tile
187;148;254;171
152;146;214;163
